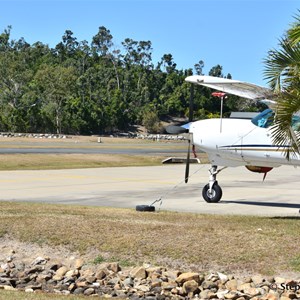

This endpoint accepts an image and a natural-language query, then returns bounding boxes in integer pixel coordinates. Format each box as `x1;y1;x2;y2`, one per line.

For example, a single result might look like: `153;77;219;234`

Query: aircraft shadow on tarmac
222;200;300;210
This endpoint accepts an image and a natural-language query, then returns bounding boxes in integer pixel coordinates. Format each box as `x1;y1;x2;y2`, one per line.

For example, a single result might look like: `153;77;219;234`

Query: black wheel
202;182;222;203
136;205;156;212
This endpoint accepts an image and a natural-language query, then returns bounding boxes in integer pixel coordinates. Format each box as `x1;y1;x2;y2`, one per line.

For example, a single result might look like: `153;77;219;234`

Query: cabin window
251;109;274;128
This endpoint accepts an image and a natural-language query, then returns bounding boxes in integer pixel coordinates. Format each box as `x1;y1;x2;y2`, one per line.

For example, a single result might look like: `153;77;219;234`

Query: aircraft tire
136;205;156;212
202;182;222;203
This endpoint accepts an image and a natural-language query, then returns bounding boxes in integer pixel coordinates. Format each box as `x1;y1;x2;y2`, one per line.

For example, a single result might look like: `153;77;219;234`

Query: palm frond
271;91;300;159
263;39;300;90
288;10;300;45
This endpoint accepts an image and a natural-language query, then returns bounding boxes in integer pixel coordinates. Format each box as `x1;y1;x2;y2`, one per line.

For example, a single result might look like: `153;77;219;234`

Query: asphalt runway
0;164;300;216
0;147;186;155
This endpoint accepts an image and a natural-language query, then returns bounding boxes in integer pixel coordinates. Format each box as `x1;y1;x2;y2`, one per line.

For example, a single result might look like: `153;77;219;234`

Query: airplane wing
185;75;275;102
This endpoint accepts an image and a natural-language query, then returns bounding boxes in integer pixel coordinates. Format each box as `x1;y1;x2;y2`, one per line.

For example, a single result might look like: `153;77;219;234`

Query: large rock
182;279;199;295
161;281;177;291
108;262;121;273
74;258;84;270
225;279;238;291
251;275;265;285
175;272;200;284
130;266;147;279
56;266;69;277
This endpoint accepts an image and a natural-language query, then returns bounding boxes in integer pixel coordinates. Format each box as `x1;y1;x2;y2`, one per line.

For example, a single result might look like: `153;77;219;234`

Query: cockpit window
251;109;300;130
292;115;300;131
251;109;274;128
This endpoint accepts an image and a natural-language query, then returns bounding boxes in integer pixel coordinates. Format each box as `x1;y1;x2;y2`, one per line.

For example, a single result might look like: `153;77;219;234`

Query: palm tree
289;13;300;46
264;11;300;159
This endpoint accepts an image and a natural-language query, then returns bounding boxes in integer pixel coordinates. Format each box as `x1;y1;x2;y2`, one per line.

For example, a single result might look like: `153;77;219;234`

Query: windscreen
252;109;300;131
292;115;300;131
251;109;274;128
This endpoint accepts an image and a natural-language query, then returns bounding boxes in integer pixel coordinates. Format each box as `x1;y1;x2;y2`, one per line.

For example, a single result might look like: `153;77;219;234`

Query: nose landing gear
202;165;226;203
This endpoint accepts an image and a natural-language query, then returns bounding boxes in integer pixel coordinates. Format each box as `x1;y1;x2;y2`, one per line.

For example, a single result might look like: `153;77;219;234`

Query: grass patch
290;255;300;272
0;136;205;170
92;255;106;265
0;290;88;300
1;201;300;276
90;254;134;267
0;154;166;170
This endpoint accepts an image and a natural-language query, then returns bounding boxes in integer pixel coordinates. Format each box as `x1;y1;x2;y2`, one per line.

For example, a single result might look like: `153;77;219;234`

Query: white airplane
168;75;300;203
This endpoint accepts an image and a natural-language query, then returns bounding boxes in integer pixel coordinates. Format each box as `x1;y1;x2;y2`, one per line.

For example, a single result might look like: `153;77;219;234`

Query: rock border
1;253;300;299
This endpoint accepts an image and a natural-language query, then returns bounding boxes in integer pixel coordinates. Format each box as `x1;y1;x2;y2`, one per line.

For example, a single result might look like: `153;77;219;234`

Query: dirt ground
0;236;107;271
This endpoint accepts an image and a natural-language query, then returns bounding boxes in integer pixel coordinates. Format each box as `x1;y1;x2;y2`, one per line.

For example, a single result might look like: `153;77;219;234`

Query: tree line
0;25;261;135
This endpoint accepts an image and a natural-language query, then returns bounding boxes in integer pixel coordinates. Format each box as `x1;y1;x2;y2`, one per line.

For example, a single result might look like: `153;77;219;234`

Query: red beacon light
212;92;226;98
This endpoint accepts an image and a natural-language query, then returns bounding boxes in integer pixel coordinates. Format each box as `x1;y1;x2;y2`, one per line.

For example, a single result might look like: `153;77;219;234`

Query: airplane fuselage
181;75;300;203
190;118;300;168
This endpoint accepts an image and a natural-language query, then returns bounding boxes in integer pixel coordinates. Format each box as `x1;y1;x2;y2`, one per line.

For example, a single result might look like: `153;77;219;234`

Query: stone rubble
0;132;69;139
0;132;186;141
0;253;300;299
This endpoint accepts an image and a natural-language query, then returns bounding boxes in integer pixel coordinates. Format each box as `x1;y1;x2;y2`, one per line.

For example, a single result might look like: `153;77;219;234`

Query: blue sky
0;0;299;87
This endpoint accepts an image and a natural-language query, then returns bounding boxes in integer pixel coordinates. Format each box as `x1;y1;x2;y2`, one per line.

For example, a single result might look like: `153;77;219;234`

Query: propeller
165;124;192;183
165;82;195;184
185;139;191;183
184;84;195;183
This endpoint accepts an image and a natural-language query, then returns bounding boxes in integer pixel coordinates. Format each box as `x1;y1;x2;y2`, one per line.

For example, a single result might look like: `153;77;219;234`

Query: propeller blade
165;125;188;134
185;139;191;183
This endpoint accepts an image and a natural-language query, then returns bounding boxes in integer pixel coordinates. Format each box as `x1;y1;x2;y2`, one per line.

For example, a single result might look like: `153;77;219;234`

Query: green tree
194;60;204;75
161;54;177;74
92;26;113;57
34;64;77;133
142;106;161;133
264;11;300;158
0;49;34;131
0;26;12;51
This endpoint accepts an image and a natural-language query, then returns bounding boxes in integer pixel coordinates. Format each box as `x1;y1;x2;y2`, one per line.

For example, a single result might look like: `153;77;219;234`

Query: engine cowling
245;165;273;181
